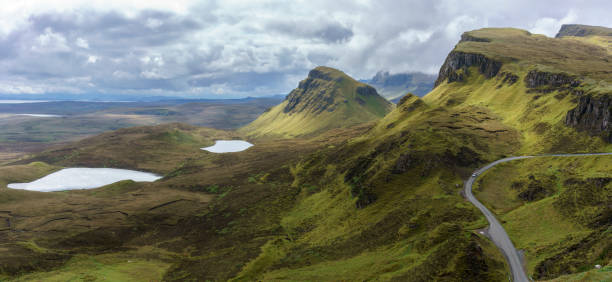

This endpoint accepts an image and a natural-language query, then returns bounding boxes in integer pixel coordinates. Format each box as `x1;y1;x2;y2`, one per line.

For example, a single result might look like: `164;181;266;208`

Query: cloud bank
1;0;610;98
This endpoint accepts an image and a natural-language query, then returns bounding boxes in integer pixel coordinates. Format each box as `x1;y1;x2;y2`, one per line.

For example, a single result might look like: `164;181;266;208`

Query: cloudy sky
1;0;610;98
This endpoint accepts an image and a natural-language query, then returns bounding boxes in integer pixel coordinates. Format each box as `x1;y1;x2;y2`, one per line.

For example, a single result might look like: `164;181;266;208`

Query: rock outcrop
459;33;491;43
524;70;581;89
283;67;382;114
242;66;393;137
434;51;502;87
565;95;612;142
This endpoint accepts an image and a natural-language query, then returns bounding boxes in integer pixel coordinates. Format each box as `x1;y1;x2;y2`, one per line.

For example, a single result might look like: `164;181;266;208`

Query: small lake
201;140;253;153
7;168;162;192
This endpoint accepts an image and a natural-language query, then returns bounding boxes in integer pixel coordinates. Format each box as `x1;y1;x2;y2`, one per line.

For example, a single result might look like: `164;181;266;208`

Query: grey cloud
265;19;354;43
0;0;610;98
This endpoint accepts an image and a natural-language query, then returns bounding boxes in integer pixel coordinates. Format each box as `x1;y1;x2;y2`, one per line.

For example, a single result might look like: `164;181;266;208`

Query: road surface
464;153;612;282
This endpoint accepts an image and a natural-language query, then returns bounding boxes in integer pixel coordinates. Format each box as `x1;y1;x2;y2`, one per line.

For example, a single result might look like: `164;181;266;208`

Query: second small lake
201;140;253;153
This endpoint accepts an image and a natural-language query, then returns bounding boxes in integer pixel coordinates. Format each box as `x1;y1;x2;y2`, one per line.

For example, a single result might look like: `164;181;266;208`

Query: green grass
9;253;171;282
455;28;612;82
240;66;393;138
503;197;591;272
544;264;612;281
474;156;612;279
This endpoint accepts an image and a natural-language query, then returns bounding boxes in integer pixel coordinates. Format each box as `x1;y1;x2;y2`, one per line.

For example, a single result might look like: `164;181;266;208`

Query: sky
0;0;610;98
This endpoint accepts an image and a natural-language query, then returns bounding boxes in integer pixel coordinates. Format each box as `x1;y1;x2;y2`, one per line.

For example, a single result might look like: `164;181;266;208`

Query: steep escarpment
241;66;393;138
434;51;502;87
524;70;581;89
426;26;612;151
565;95;612;142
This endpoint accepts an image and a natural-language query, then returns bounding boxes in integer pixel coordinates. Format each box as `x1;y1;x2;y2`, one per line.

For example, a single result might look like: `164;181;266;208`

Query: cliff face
283;68;381;114
241;66;393;137
565;95;612;142
434;51;502;87
524;70;581;89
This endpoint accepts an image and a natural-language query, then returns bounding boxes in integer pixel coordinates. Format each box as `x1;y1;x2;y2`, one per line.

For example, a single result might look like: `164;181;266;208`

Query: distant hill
364;71;436;101
555;24;612;38
240;66;393;138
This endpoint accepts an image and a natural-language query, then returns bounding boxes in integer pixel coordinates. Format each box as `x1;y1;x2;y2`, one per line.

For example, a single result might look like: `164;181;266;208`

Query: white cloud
145;18;164;29
87;55;98;63
530;9;578;37
32;27;70;52
76;37;89;49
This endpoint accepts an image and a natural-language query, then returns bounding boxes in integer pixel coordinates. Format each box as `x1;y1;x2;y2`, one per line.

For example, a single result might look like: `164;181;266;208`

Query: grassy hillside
0;98;279;165
1;25;611;281
424;27;612;153
473;156;612;280
240;66;393;138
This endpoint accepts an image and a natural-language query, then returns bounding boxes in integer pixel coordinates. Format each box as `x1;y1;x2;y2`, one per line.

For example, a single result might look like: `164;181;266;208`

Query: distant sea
0;100;50;104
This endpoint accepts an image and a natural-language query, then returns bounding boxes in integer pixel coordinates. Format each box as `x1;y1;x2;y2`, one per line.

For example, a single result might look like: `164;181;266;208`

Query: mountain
240;66;393;138
427;27;612;151
1;25;611;282
418;25;612;279
555;24;612;38
365;71;436;101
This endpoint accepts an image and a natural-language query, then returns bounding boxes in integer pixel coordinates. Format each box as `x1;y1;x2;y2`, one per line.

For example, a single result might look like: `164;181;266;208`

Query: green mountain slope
473;156;612;279
425;27;612;153
1;25;611;282
240;66;393;138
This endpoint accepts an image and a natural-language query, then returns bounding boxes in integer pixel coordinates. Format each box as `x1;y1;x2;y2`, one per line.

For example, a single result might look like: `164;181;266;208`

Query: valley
0;97;281;164
0;24;610;281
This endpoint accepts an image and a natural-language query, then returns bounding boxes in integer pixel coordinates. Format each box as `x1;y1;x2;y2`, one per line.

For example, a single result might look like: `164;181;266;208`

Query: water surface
7;168;161;192
201;140;253;153
14;114;62;117
0;100;49;104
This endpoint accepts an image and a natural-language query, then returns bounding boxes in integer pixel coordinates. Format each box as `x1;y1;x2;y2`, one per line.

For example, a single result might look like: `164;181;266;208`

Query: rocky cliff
434;51;502;87
241;66;393;137
284;68;382;114
565;95;612;142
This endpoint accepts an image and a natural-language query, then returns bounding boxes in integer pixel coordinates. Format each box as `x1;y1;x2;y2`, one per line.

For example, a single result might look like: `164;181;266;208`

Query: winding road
464;153;612;282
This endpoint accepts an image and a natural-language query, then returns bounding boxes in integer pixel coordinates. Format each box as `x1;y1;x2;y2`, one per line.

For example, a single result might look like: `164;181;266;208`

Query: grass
503;197;591;272
240;66;393;138
455;28;612;82
474;156;612;279
0;27;610;281
544;264;612;281
0;98;279;164
9;253;171;281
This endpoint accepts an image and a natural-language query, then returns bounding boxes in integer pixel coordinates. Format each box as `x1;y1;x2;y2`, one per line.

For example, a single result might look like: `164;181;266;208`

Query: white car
472;173;477;177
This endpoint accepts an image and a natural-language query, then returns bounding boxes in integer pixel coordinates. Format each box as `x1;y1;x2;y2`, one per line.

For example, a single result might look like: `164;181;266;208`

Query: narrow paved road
464;153;612;282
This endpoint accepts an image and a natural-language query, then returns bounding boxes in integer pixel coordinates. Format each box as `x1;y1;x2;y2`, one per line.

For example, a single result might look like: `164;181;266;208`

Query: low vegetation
0;25;610;281
474;156;612;279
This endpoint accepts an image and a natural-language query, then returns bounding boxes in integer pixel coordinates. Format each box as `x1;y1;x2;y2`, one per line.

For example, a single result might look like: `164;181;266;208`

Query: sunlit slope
240;66;393;138
473;156;612;279
423;27;612;153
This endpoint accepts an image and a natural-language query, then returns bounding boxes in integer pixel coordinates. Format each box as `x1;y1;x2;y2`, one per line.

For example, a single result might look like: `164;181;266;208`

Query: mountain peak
241;66;393;137
307;66;347;81
555;24;612;38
